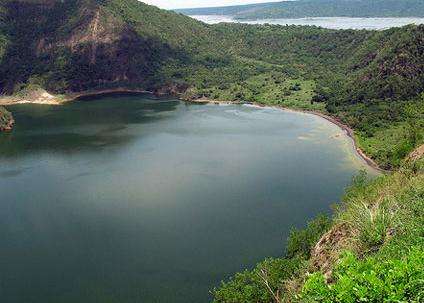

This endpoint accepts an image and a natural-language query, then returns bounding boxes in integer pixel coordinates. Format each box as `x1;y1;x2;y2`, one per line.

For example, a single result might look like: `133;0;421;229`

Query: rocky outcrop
408;144;424;161
309;223;351;281
0;106;14;131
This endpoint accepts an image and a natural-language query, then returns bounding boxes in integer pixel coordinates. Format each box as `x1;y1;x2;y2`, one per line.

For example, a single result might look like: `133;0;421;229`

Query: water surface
0;95;374;303
192;15;424;29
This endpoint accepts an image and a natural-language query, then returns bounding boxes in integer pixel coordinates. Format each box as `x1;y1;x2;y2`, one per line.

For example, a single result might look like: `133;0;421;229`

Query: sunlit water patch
0;94;376;303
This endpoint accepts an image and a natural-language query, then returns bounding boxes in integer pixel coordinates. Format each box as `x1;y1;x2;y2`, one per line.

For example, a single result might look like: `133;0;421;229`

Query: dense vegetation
185;22;424;169
0;2;423;300
177;0;424;20
214;161;424;302
0;1;422;161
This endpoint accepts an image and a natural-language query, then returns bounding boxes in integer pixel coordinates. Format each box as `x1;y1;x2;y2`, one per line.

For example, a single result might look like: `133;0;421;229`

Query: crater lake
0;94;376;303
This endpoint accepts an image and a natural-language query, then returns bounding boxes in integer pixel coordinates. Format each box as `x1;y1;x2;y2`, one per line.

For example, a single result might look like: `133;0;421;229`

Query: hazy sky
142;0;283;10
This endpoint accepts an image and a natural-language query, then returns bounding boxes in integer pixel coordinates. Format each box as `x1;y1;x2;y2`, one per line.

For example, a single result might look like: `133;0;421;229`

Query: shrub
212;215;331;303
286;214;332;258
212;256;304;303
347;199;394;252
301;248;424;303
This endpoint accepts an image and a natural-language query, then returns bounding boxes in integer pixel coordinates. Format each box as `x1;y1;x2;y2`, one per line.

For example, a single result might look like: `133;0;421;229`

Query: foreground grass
212;160;424;302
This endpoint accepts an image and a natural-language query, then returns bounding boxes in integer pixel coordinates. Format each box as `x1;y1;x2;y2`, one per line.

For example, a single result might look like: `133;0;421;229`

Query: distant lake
0;94;376;303
191;15;424;30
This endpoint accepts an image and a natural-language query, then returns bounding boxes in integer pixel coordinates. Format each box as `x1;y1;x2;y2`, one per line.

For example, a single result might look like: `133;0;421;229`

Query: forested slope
0;1;423;302
1;0;423;167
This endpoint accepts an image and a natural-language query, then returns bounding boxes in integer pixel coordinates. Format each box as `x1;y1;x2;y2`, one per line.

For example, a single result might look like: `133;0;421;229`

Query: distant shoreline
0;89;385;172
0;88;155;106
188;15;424;30
187;98;386;173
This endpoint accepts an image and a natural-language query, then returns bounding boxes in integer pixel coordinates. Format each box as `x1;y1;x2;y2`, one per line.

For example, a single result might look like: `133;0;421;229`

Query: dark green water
0;94;375;303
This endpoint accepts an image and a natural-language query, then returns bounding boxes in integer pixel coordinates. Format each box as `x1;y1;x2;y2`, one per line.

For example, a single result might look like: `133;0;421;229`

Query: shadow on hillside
0;0;190;94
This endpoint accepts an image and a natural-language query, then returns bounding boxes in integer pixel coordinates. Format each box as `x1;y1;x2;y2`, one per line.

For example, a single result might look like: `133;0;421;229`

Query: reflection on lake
0;94;376;303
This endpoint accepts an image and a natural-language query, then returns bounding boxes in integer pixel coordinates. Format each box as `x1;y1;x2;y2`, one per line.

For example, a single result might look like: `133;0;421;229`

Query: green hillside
177;0;424;20
0;2;423;301
1;0;423;166
214;161;424;303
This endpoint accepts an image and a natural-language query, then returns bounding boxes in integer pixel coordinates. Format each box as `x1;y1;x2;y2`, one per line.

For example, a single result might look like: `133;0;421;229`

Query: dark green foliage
301;248;424;303
1;1;423;170
353;96;424;169
212;257;304;303
286;215;332;259
1;2;423;301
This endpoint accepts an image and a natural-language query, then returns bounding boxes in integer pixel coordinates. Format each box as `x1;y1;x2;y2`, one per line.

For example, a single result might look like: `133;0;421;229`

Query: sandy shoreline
188;98;387;173
0;90;385;172
0;88;155;106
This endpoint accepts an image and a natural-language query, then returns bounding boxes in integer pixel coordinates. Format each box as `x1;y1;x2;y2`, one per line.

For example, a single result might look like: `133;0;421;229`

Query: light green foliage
186;71;323;111
298;167;424;302
338;168;424;255
301;248;424;303
214;166;424;302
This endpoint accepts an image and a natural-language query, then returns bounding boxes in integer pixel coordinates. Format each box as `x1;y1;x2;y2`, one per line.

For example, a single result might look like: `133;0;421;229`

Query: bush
301;248;424;303
213;256;304;303
286;215;332;258
212;215;331;303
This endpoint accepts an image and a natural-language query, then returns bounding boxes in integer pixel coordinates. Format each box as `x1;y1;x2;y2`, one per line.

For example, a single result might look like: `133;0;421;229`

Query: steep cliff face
0;0;203;94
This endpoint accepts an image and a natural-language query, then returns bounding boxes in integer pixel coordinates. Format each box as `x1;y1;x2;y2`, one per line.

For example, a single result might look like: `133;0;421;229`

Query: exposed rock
153;83;189;96
0;0;186;94
408;144;424;161
18;88;63;104
309;224;351;281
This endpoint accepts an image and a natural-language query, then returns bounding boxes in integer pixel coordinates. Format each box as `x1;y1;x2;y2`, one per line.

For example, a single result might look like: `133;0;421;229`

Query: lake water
191;15;424;30
0;94;375;303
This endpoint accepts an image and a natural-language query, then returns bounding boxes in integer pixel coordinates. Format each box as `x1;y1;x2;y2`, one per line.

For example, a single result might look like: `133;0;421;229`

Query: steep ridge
0;0;204;93
0;1;422;102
